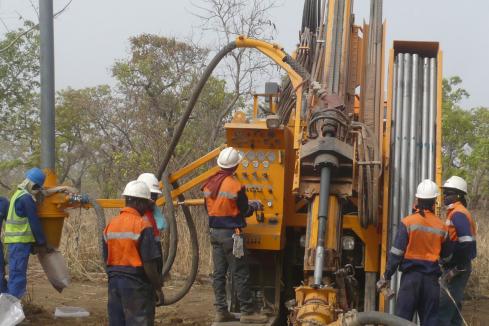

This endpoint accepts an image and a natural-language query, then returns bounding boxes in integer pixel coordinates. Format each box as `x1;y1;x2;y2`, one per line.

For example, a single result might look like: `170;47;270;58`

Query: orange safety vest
203;176;242;218
446;201;476;242
402;211;448;262
104;207;153;268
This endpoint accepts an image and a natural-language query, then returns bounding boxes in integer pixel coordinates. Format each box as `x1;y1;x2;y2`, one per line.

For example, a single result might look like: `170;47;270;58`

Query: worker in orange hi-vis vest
202;147;267;324
378;180;450;326
103;180;163;326
438;176;477;326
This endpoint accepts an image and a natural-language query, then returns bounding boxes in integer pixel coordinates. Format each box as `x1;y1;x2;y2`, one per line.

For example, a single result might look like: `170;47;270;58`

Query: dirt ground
21;266;214;325
16;265;489;325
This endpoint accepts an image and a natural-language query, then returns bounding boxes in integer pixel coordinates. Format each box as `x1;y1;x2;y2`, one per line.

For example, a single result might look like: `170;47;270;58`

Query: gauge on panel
257;151;265;162
267;151;276;162
242;160;249;168
262;161;270;168
252;161;259;169
247;151;256;160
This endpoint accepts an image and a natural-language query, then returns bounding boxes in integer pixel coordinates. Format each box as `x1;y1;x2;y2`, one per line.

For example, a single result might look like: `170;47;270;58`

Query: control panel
225;122;286;250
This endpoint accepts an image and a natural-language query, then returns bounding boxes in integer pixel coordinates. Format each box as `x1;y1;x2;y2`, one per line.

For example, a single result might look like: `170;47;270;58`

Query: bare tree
191;0;279;147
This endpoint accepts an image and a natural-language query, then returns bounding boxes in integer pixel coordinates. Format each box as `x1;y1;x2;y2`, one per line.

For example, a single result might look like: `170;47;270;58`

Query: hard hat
415;179;439;199
442;176;467;194
137;173;162;194
122;180;151;200
25;167;46;186
217;147;243;169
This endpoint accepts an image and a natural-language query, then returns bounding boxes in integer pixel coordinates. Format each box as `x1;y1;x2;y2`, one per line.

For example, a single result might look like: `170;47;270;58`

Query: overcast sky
0;0;487;109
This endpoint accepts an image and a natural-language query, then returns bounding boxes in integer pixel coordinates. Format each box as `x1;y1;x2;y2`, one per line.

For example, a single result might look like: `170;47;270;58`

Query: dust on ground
21;266;214;325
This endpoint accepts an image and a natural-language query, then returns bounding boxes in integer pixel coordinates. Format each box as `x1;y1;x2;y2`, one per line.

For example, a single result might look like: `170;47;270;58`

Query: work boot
214;310;236;322
239;312;268;324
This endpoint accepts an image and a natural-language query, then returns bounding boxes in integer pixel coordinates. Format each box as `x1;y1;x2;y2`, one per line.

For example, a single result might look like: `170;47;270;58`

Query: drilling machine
33;0;443;325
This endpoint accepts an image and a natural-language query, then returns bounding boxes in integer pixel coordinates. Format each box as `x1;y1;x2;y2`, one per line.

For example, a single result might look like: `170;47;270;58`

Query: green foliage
442;77;489;208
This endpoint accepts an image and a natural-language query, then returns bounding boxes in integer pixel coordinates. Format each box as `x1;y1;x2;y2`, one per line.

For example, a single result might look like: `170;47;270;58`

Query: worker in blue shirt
0;196;9;293
3;168;51;298
438;176;476;326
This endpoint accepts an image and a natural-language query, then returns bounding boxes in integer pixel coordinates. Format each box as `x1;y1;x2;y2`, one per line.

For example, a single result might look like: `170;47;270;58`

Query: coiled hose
160;176;199;306
352;311;417;326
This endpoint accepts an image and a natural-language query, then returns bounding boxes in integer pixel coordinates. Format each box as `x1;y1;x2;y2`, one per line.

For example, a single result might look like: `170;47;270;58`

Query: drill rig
33;0;442;325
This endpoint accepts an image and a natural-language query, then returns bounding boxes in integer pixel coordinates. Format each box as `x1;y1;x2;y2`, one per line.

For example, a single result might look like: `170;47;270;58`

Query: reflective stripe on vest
4;189;35;244
402;211;447;262
104;207;152;268
203;176;242;218
446;202;476;242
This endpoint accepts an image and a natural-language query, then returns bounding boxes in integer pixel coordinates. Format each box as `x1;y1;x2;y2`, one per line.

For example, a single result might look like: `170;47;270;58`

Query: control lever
256;211;265;223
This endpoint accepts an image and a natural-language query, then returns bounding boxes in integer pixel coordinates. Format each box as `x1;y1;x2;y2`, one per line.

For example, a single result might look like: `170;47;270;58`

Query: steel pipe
399;54;412;218
421;58;430;179
39;0;56;170
313;165;332;287
428;58;437;180
408;54;419;208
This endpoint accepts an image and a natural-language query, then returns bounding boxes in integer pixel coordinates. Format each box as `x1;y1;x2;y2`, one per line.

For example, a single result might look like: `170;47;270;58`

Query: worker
103;180;163;326
202;147;267;324
137;172;165;276
438;176;476;326
0;196;9;293
377;179;448;326
3;168;51;298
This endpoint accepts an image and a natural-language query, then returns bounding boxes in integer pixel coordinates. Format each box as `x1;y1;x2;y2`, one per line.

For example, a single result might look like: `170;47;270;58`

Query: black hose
354;311;417;326
157;41;237;180
89;197;106;265
161;178;199;306
161;171;177;277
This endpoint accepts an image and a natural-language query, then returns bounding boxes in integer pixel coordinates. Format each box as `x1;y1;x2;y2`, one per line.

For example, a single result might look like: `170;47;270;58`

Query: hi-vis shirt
203;176;253;229
386;211;449;279
445;201;476;268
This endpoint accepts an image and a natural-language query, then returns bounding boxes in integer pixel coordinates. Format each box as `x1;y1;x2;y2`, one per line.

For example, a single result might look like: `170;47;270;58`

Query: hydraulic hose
352;311;417;326
89;197;107;264
157;41;237;180
161;171;178;277
161;177;199;306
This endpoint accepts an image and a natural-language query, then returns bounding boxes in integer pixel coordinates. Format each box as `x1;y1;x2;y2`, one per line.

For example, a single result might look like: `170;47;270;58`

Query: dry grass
59;206;212;281
466;210;489;299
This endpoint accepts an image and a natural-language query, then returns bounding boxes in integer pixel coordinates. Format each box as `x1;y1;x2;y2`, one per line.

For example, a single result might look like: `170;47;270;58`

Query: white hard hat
122;180;151;200
137;173;162;194
415;179;439;199
217;147;243;169
442;176;467;194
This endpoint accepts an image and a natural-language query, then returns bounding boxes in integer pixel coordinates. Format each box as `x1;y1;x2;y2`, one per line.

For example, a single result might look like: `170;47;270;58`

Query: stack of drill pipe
388;52;437;313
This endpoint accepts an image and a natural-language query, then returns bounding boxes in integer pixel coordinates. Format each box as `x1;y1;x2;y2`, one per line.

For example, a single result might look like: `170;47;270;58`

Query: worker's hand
441;267;465;285
155;288;165;307
248;200;263;211
376;275;389;292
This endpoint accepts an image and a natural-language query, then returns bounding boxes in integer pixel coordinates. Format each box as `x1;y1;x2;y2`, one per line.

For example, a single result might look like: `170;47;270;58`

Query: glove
376;275;389;292
248;200;263;211
155;288;165;307
440;267;465;285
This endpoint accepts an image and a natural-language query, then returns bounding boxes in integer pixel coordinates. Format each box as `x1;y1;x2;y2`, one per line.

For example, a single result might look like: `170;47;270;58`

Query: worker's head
122;180;152;215
217;147;243;171
415;179;439;215
137;173;162;201
442;176;467;207
22;167;46;195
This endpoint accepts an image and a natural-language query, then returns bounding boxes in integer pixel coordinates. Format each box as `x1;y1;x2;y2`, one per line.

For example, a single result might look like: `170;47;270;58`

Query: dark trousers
0;243;6;293
6;243;31;298
438;266;471;326
210;228;254;313
396;271;439;326
108;275;155;326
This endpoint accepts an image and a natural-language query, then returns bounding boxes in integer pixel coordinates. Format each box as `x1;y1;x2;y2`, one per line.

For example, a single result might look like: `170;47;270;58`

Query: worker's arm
0;197;9;231
139;227;164;304
16;195;46;245
450;212;475;268
236;187;254;217
384;222;408;280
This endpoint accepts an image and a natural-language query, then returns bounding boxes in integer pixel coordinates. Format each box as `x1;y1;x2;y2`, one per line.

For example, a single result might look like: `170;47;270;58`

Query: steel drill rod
408;54;419;208
428;58;437;180
421;58;430;179
39;0;56;170
313;165;331;287
399;54;412;218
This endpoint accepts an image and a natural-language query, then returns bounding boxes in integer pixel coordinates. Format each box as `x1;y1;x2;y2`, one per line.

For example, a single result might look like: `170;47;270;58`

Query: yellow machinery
34;0;444;325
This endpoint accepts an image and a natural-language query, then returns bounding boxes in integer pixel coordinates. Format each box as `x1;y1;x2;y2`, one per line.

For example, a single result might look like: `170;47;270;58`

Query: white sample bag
0;294;25;326
37;250;70;293
54;306;90;318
